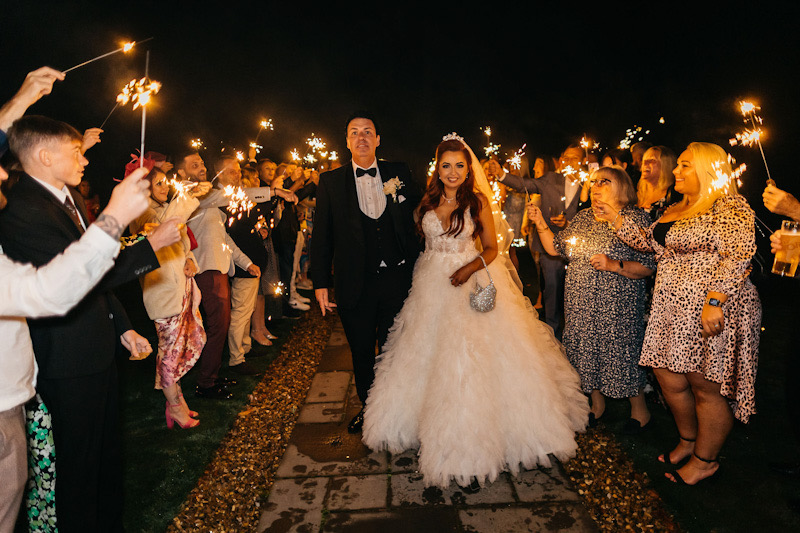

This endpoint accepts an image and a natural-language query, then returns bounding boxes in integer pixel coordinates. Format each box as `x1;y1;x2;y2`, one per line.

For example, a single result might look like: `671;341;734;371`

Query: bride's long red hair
416;139;484;239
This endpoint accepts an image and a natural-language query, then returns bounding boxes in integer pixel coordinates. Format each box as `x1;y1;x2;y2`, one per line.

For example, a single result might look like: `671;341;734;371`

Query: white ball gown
362;209;589;488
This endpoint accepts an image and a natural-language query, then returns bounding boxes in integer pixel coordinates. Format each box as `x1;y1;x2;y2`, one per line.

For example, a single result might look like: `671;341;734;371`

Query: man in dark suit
0;115;180;531
498;144;586;337
311;112;421;433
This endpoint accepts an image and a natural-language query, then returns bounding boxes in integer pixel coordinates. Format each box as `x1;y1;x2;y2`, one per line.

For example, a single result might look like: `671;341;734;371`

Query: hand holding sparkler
763;183;800;221
80;128;103;154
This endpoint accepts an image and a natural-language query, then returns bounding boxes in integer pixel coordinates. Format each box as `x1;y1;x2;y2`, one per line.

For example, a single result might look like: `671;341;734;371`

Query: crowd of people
0;63;796;531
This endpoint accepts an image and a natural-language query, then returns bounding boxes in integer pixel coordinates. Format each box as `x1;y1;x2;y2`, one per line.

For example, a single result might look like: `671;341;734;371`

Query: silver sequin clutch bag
469;255;496;312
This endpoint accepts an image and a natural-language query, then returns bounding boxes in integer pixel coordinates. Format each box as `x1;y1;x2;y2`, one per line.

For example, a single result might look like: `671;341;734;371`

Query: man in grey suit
498;144;586;336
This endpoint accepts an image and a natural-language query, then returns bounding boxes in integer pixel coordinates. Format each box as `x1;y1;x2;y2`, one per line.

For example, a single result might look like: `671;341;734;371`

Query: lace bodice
422;210;478;255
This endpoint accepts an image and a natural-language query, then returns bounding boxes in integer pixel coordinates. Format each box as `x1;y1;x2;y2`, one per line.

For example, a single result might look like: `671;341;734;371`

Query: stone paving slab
322;508;462;532
258;477;328;533
297;402;346;424
391;472;516;507
389;450;419;474
276;444;389;479
305;371;351;404
326;475;388;511
459;504;599;532
511;466;581;503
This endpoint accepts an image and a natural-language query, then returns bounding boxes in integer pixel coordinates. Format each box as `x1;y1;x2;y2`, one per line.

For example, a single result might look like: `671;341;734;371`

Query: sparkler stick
139;52;150;168
63;37;153;73
99;102;119;129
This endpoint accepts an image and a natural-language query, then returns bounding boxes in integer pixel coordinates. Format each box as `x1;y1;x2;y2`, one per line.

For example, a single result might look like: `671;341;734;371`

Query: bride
362;134;589;491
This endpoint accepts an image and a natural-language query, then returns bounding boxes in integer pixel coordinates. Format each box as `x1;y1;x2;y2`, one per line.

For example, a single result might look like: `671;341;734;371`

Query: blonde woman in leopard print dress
595;142;761;486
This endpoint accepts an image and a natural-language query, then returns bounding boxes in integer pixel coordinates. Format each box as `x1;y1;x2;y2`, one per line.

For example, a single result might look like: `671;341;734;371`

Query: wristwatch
707;297;722;307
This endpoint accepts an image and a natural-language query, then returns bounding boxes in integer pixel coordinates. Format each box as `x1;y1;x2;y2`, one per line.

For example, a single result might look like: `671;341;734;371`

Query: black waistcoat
361;206;403;273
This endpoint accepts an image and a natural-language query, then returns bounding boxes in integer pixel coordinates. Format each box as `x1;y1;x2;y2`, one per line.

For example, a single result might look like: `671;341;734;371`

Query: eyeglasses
589;178;612;188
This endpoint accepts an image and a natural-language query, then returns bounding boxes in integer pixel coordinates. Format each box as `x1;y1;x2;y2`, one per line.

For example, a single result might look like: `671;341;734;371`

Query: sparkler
254;118;274;144
99;102;119;129
115;51;160;167
190;138;204;150
250;142;263;154
730;100;773;184
290;149;301;162
329;151;338;161
235;151;245;162
222;185;255;226
506;144;527;171
62;37;152;73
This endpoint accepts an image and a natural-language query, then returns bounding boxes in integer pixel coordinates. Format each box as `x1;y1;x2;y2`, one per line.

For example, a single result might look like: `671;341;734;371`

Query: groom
311;111;421;433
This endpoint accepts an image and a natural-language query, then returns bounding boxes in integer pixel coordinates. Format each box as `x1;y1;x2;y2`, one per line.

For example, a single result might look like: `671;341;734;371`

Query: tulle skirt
362;248;589;488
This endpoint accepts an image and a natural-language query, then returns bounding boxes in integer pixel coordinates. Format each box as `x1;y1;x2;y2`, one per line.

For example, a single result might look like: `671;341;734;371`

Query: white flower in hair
383;176;404;202
442;132;465;143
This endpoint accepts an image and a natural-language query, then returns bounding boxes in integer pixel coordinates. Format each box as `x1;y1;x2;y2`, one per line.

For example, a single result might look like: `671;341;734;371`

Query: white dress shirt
564;176;580;208
0;225;119;412
353;160;386;219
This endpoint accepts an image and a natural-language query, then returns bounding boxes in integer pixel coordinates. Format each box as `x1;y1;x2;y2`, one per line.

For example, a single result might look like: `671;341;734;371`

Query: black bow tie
356;167;377;177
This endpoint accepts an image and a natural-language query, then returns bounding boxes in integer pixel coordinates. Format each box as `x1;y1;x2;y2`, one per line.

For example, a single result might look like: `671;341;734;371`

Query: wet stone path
258;318;598;533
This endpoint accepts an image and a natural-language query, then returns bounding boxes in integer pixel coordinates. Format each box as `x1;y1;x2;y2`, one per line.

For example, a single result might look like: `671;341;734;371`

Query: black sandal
666;453;720;485
658;435;696;465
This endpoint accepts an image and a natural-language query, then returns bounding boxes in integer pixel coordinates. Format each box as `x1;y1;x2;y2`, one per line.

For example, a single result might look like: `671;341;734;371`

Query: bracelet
536;225;550;233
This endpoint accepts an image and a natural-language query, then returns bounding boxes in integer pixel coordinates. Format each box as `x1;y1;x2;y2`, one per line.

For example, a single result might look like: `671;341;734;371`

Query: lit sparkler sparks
255;118;274;144
709;157;747;194
63;37;152;73
223;185;255;226
290;149;301;162
249;142;263;154
307;135;326;152
116;77;161;110
427;159;437;177
304;154;317;165
329;151;338;161
235;151;245;162
190;138;204;150
506;144;527;171
731;100;773;184
166;178;198;201
484;143;501;157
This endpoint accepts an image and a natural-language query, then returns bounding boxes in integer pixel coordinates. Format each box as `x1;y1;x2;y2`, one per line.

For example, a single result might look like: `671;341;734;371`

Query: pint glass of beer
772;220;800;277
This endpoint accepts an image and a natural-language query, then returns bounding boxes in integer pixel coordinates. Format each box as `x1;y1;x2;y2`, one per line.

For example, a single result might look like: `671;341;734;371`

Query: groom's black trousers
337;262;414;404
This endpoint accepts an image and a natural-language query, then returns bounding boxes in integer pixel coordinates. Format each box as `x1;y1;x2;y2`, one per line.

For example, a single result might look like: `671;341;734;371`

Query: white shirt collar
30;175;70;203
352;159;378;173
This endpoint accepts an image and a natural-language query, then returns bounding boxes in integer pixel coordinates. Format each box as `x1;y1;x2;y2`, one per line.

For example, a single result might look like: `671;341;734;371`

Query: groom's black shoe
347;409;365;434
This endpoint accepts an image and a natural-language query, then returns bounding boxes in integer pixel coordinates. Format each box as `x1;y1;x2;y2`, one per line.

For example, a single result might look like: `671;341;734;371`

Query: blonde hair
637;146;676;196
681;142;738;218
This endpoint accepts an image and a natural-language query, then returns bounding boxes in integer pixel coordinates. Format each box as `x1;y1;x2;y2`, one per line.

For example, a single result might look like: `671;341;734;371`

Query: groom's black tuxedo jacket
0;173;160;379
310;159;422;309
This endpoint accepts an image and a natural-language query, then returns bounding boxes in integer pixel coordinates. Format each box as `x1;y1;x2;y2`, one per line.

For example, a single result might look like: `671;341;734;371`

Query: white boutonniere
383;177;405;203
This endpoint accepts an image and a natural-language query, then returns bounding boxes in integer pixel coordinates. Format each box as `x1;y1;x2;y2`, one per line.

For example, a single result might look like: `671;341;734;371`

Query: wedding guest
0;115;181;531
129;163;211;428
216;155;265;375
601;148;633;171
637;145;680;219
530;166;655;431
629;141;652;182
596;142;761;485
487;158;525;269
178;151;258;399
77;177;100;222
275;165;315;312
253;158;282;332
498;144;586;336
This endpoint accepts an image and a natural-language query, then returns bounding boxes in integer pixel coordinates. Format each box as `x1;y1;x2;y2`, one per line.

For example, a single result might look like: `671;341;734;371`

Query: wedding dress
362;208;589;488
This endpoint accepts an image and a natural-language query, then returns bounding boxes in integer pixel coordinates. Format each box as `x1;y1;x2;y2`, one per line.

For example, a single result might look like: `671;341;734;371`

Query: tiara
442;132;465;143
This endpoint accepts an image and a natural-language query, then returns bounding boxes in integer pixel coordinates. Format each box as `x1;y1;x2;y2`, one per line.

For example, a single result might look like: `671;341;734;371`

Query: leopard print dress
617;194;761;422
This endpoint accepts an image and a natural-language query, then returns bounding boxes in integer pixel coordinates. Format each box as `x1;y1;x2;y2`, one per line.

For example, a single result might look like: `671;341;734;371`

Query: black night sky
2;2;800;203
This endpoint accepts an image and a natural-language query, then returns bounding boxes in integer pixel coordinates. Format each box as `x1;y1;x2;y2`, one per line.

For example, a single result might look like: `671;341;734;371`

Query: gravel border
563;430;683;532
167;310;333;532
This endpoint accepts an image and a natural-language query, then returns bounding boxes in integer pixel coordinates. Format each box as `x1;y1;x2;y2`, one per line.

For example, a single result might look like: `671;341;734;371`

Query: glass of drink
772;220;800;277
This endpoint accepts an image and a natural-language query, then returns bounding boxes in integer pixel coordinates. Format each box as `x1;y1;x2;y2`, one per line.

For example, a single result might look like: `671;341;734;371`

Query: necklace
442;195;456;204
